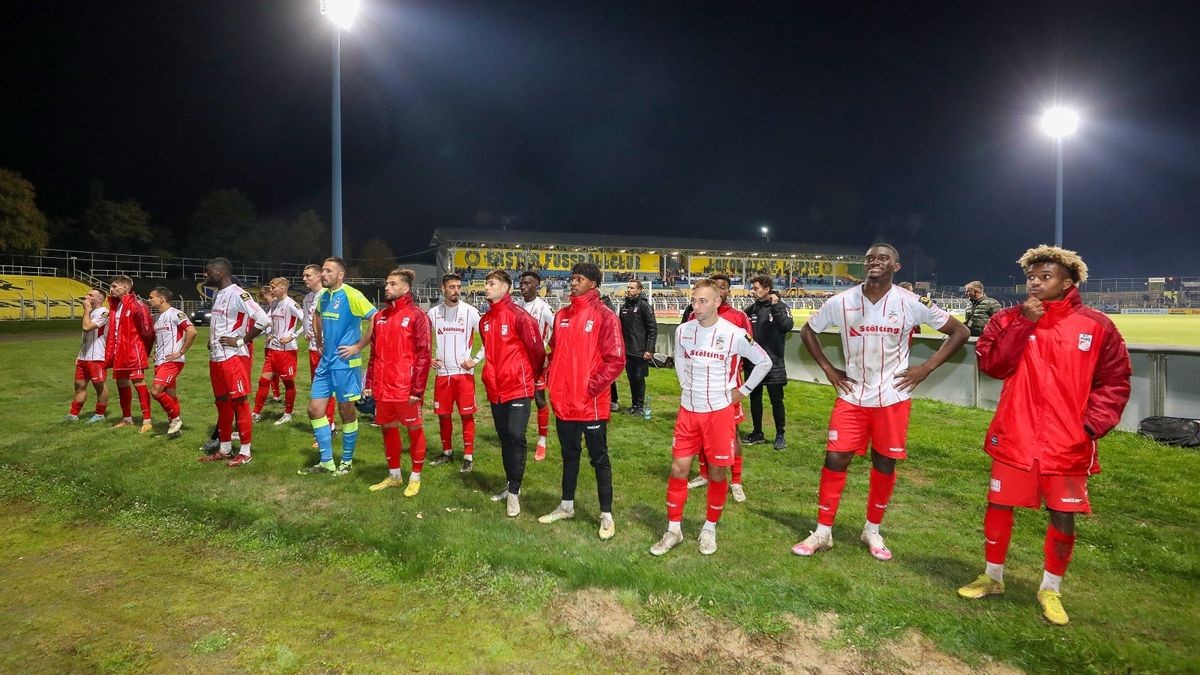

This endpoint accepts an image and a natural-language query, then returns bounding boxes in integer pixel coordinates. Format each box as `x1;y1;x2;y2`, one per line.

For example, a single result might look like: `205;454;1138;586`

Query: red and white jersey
427;301;482;377
153;308;193;365
808;284;951;407
268;295;304;352
78;306;110;361
516;296;555;346
208;284;270;363
302;291;320;353
674;317;772;413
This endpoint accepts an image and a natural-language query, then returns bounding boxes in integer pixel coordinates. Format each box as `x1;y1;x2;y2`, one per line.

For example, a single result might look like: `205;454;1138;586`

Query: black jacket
744;297;794;385
619;293;658;356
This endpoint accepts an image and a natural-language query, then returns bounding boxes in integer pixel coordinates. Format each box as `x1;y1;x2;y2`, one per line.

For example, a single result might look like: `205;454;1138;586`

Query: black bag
1137;416;1200;447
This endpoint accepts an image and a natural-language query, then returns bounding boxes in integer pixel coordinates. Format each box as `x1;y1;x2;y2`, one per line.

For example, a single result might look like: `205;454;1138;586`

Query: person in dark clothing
743;274;794;449
602;294;621;411
618;280;658;415
963;281;1002;337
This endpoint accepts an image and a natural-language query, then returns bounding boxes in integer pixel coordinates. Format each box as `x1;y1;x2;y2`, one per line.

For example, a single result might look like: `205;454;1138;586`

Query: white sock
410;471;421;482
1041;570;1063;592
389;468;403;479
561;500;574;512
464;453;473;460
122;417;133;423
702;520;717;533
864;521;880;536
815;523;833;538
239;444;251;457
538;435;547;445
985;563;1005;583
170;417;180;423
667;520;682;535
220;441;232;454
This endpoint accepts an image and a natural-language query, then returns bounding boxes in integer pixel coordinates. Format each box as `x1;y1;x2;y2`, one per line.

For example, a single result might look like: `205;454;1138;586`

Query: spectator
618;280;657;416
742;274;793;450
963;281;1002;337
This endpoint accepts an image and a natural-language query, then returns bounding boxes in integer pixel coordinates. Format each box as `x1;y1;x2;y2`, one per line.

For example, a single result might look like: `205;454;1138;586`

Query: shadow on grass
753;507;813;537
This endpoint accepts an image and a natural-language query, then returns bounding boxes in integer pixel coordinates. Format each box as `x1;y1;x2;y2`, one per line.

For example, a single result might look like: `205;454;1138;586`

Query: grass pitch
1;329;1198;672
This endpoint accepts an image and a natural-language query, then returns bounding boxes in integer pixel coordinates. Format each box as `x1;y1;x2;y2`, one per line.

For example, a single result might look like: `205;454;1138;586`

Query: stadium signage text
454;248;658;273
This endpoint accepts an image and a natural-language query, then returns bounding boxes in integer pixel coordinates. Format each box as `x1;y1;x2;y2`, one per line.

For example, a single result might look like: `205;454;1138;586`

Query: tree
277;210;326;264
0;168;49;254
357;237;396;279
82;199;156;253
186;189;258;259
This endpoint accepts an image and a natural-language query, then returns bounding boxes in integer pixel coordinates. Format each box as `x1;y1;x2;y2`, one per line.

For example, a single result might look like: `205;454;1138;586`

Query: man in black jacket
618;280;658;416
744;274;793;449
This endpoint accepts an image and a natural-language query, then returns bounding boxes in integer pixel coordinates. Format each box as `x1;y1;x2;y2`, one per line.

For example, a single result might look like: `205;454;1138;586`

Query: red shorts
309;349;320;378
262;349;298;379
112;368;145;381
672;406;738;466
433;374;477;415
75;360;106;383
154;361;185;388
989;459;1091;513
209;358;250;398
376;400;424;428
826;398;911;459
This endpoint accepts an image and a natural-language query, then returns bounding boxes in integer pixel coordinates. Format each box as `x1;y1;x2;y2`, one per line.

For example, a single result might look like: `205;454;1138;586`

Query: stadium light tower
760;224;770;244
1041;106;1079;247
321;0;360;257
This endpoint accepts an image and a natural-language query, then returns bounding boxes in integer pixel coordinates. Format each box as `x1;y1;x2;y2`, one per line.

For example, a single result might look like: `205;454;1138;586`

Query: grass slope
1;329;1198;672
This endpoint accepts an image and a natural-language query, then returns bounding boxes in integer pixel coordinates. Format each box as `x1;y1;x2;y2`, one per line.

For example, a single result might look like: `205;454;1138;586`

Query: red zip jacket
547;289;626;421
976;287;1131;475
105;293;153;370
365;293;431;402
718;302;752;385
480;293;546;404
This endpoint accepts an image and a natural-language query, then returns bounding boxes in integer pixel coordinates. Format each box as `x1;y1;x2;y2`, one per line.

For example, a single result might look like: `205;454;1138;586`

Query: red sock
1044;522;1076;576
731;454;744;484
984;505;1015;565
326;398;336;425
699;453;709;480
537;404;549;437
135;382;152;421
866;468;897;525
462;415;475;455
118;384;133;418
438;415;454;451
153;390;180;419
216;399;234;442
95;402;107;416
234;399;253;445
70;400;84;416
382;426;403;470
283;379;296;414
254;378;271;414
706;478;728;523
272;377;280;398
666;476;688;523
817;467;848;526
409;426;427;473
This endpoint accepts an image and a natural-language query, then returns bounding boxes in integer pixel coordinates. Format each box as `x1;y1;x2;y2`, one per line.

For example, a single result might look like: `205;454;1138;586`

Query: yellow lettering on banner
452;248;658;273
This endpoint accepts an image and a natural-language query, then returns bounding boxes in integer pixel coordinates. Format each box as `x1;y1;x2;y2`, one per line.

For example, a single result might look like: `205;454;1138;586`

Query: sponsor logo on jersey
687;349;727;360
1078;333;1093;352
857;324;902;335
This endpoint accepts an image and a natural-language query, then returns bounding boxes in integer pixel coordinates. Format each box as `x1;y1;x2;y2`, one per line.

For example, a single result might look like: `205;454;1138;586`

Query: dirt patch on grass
559;588;1020;674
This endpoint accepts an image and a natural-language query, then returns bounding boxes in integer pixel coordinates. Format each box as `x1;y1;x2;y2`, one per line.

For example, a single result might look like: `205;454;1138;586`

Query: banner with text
452;248;659;274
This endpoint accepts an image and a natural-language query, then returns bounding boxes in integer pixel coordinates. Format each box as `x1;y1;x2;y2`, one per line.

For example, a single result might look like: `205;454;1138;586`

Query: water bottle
643;397;652;420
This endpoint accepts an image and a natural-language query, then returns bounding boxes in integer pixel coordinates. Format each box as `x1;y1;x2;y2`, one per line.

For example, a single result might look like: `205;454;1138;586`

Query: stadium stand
0;273;93;320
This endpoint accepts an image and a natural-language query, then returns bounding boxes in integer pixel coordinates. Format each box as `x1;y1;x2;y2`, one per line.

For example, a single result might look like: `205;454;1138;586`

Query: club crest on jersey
585;319;594;333
714;335;726;349
501;324;509;336
1078;333;1093;352
401;317;411;327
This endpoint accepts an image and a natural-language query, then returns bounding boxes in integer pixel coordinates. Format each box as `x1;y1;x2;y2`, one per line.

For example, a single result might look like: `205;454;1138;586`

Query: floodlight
321;0;360;30
1041;107;1079;139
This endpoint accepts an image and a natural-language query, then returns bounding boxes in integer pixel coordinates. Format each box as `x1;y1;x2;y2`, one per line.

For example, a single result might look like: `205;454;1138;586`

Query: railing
0;265;57;276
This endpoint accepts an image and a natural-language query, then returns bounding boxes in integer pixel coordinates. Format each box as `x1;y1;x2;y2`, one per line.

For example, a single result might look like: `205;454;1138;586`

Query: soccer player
539;263;625;539
516;270;555;461
301;257;377;476
792;243;969;561
364;269;432;496
688;272;756;503
104;275;156;432
650;279;772;556
618;279;658;417
957;245;1130;626
479;269;546;517
301;264;336;432
253;278;304;425
197;258;269;467
64;288;110;423
426;273;484;472
148;287;196;437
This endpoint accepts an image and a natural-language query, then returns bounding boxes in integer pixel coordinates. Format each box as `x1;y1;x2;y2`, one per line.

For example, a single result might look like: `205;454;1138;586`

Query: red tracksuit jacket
976;287;1131;475
105;293;153;371
546;289;626;421
365;293;431;402
480;294;546;405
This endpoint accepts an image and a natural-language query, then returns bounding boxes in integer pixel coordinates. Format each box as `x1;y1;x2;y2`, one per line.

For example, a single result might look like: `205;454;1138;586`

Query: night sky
4;0;1199;284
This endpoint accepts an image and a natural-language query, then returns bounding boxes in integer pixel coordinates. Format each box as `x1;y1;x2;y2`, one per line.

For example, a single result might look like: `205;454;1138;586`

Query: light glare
1041;107;1080;139
322;0;360;29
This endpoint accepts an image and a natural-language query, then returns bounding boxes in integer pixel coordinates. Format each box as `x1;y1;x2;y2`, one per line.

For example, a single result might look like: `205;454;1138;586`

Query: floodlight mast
321;0;360;257
1041;107;1079;247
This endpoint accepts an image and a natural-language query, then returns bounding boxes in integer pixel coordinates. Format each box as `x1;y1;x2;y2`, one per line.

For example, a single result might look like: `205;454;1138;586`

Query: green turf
2;329;1198;672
